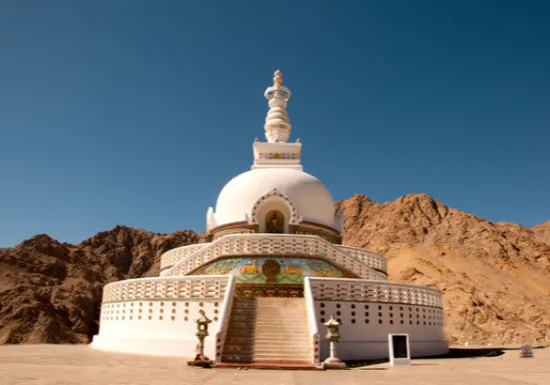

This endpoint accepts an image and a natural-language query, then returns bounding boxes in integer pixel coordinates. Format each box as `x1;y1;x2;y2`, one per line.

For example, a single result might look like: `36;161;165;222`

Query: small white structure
388;333;411;366
91;70;449;366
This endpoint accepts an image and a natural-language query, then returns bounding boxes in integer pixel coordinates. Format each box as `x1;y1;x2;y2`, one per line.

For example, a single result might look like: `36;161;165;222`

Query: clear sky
0;0;549;247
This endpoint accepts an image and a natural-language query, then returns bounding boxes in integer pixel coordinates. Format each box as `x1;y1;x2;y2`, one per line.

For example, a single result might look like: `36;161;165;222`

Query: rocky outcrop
534;221;550;246
0;226;199;344
336;194;550;346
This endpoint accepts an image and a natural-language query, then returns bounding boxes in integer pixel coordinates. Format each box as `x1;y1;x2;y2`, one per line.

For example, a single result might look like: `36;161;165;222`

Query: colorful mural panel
193;257;345;284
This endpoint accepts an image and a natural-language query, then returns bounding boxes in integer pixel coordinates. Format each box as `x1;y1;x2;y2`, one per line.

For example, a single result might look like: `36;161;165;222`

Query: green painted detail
193;257;345;284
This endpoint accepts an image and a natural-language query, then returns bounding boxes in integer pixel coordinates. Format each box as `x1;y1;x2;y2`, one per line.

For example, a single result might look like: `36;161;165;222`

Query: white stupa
91;71;448;366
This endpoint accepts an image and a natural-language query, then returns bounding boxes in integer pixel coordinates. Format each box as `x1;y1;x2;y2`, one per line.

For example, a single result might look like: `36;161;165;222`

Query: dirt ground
0;344;547;385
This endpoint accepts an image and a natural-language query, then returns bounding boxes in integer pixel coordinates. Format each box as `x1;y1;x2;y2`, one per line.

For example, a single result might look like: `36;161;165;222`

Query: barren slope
336;194;550;345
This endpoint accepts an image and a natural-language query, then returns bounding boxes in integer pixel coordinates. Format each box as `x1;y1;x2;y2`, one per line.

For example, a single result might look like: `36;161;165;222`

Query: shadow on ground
346;347;519;368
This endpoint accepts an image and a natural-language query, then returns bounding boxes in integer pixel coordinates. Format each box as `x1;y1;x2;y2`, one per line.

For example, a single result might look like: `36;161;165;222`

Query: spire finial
274;69;283;85
264;69;292;143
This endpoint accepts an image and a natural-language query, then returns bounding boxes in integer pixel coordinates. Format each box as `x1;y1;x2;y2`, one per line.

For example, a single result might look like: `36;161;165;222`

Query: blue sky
0;0;548;247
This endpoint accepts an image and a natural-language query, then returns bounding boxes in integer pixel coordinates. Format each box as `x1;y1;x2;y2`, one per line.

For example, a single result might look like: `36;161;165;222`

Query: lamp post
322;315;347;369
187;310;213;368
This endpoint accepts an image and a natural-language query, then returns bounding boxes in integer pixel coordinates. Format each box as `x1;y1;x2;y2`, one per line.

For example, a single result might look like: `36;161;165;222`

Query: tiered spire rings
264;70;292;143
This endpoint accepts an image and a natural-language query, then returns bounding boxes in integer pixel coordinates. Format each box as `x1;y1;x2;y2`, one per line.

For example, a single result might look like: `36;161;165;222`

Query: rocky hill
336;194;550;346
0;194;549;346
0;227;199;344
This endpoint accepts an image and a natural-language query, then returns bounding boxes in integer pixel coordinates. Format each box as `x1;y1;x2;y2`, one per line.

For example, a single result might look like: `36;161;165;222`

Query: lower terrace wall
91;275;232;358
307;277;448;361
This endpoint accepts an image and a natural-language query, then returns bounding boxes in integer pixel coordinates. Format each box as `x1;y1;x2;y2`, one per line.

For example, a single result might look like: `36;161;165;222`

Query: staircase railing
304;277;321;366
214;275;236;363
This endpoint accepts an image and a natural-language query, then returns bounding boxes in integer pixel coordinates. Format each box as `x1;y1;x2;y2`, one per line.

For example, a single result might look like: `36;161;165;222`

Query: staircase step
221;297;311;365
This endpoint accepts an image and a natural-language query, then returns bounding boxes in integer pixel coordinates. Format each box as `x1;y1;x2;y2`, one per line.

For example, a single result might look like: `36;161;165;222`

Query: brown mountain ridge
0;193;549;346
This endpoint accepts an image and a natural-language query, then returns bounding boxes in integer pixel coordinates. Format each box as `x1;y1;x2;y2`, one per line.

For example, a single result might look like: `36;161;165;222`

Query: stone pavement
0;344;548;385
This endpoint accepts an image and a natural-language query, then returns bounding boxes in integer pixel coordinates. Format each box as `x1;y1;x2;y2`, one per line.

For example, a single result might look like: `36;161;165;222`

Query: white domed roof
214;168;335;229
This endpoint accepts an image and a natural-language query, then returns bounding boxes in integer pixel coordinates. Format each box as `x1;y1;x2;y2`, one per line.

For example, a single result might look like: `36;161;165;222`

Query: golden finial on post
274;69;283;85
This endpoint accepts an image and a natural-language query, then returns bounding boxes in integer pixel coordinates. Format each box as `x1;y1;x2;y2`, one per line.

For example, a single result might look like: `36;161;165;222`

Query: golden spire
274;69;283;85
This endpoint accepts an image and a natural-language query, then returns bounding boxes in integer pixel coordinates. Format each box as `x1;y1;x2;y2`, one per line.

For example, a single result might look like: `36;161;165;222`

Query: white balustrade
304;277;321;365
160;244;210;270
101;275;231;304
308;277;443;308
166;234;387;281
336;245;387;274
214;275;236;362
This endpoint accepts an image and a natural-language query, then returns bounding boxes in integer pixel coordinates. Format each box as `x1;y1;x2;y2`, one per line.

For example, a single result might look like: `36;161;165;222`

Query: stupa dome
214;168;335;229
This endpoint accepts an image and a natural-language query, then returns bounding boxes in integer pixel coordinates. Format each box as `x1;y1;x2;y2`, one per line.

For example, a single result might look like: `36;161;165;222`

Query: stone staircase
221;297;312;365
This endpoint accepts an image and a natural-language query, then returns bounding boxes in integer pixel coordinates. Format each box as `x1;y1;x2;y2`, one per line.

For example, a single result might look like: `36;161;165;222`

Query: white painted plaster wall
92;298;221;358
314;300;448;361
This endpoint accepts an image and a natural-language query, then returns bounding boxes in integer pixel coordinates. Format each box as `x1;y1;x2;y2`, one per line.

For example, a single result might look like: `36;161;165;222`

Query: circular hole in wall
378;305;382;310
390;320;393;324
351;319;356;324
336;304;341;309
320;310;325;316
351;311;355;316
351;304;356;309
320;318;326;323
365;312;369;317
336;311;341;316
378;320;383;324
365;305;370;310
320;303;325;308
365;319;370;324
